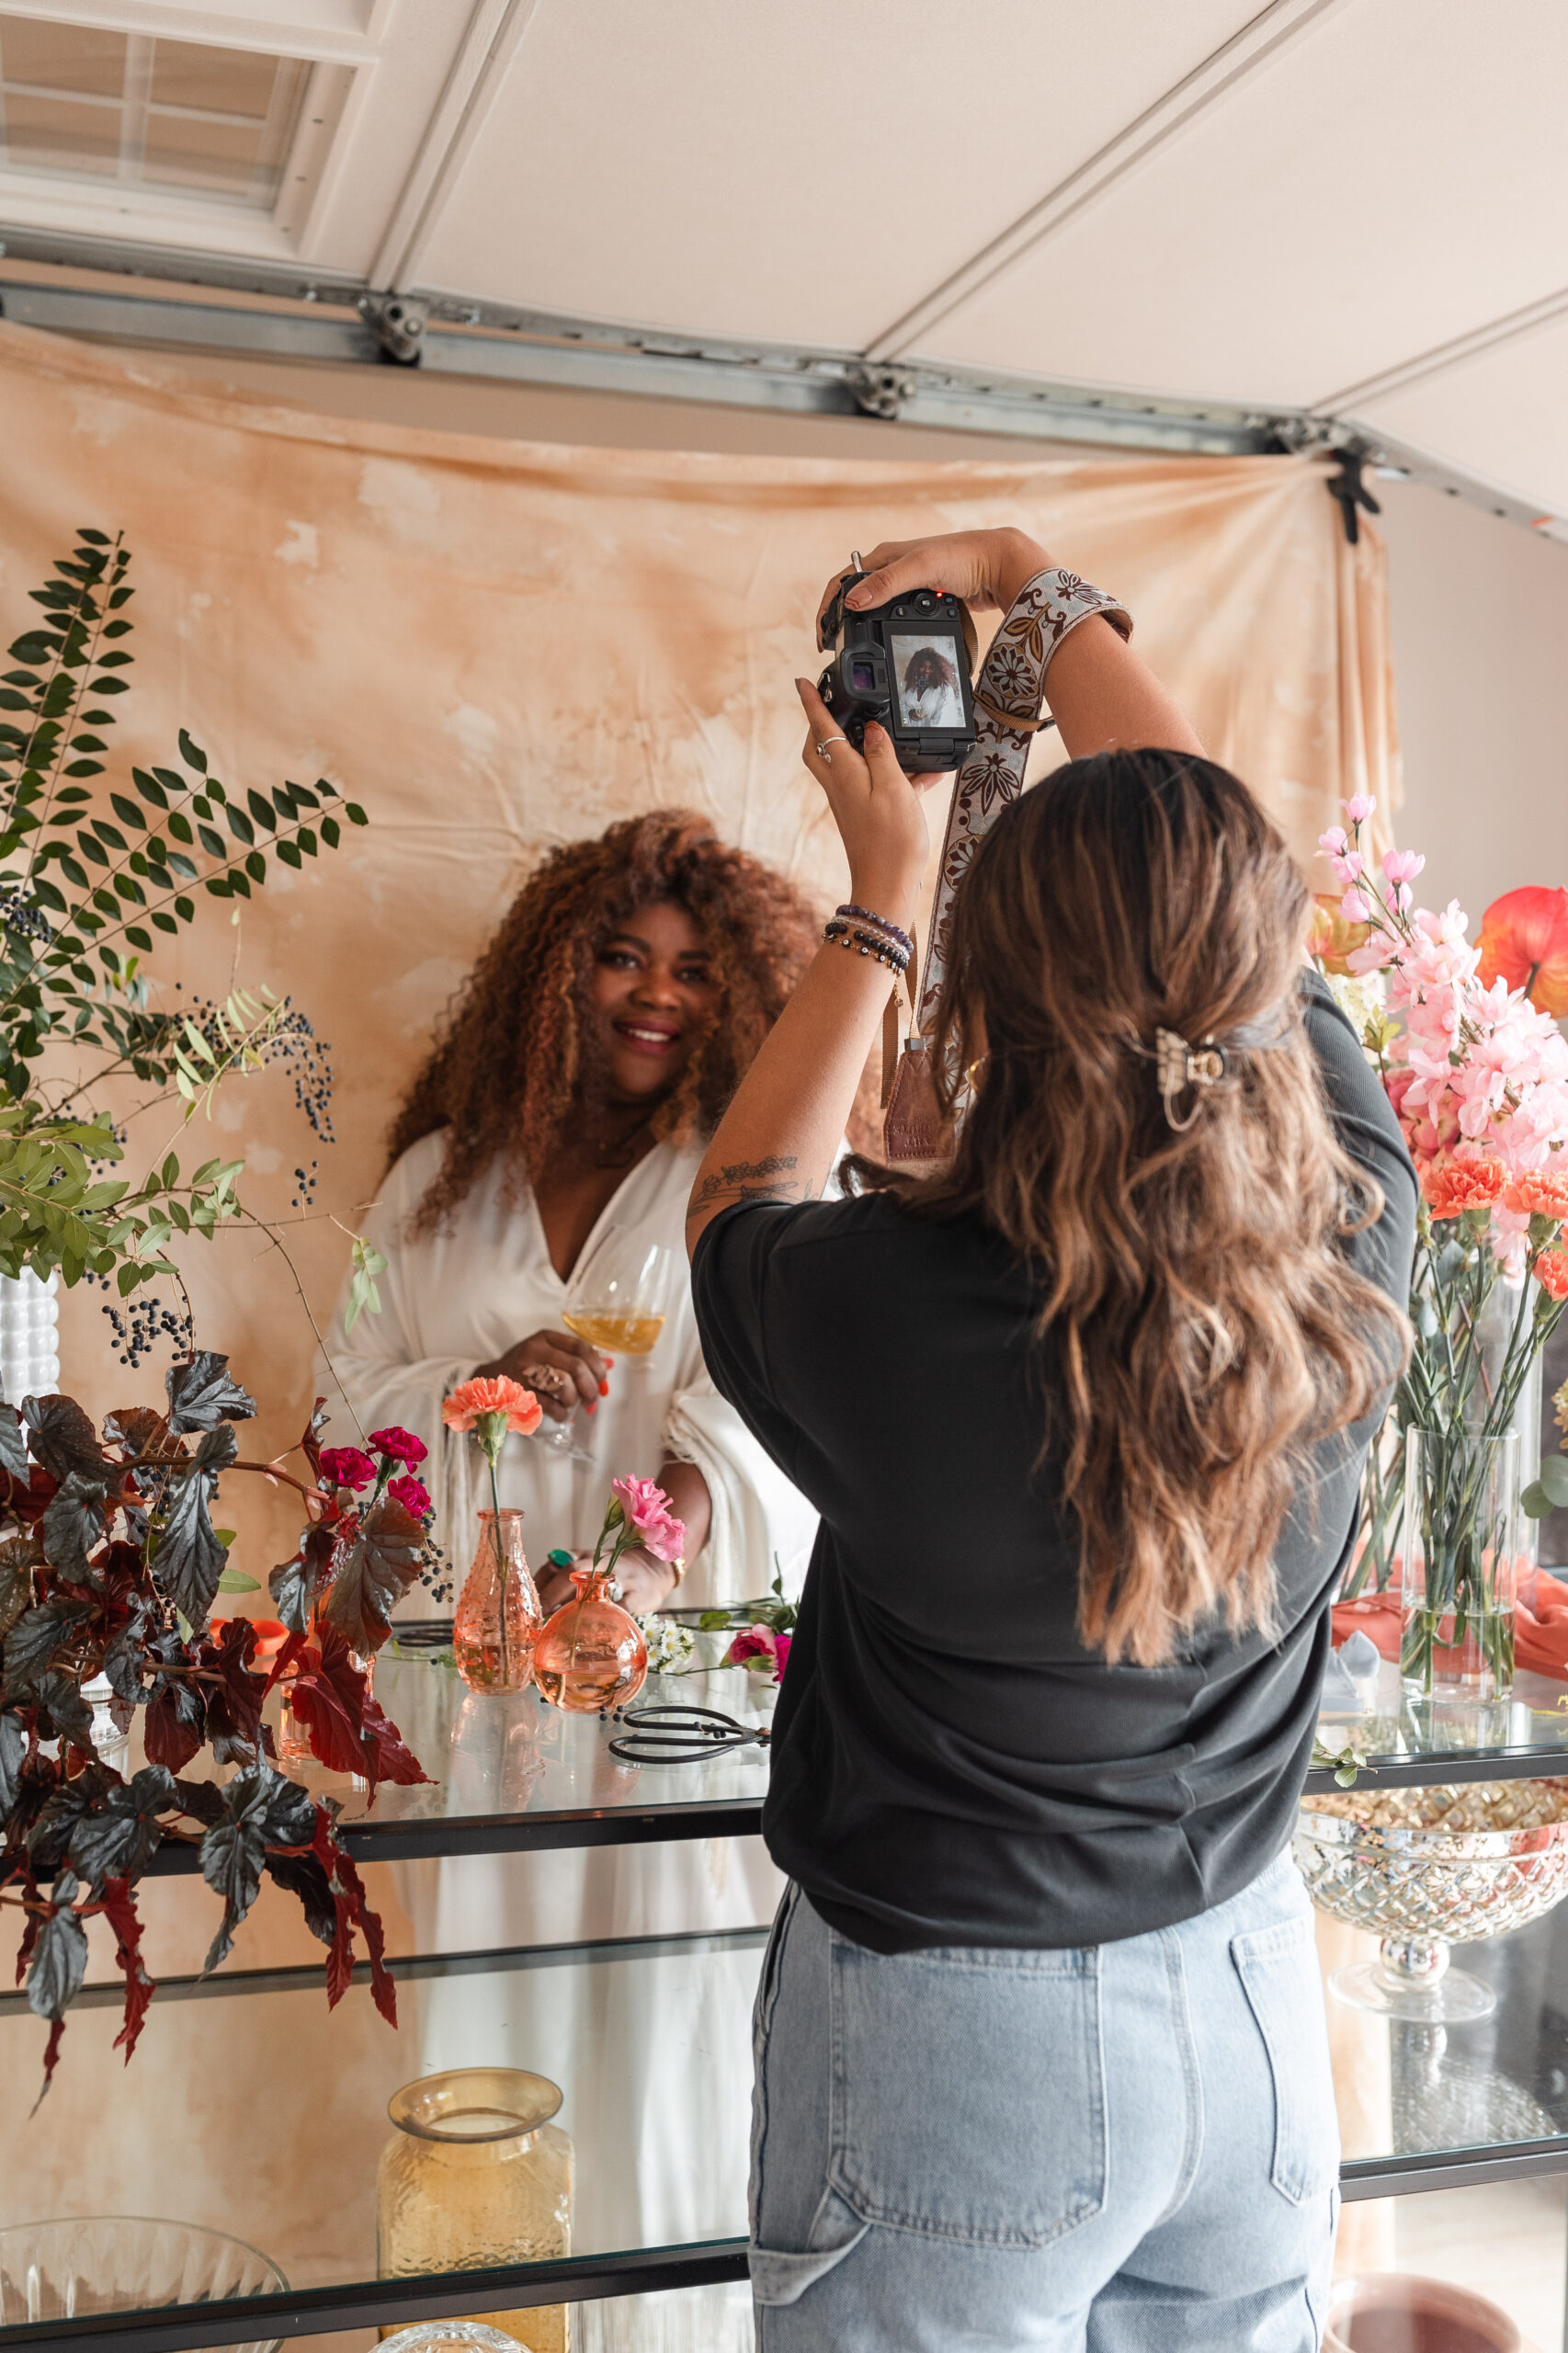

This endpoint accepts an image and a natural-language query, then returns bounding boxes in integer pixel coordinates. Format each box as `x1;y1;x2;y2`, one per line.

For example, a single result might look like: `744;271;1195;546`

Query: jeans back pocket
827;1935;1106;2248
1231;1913;1340;2205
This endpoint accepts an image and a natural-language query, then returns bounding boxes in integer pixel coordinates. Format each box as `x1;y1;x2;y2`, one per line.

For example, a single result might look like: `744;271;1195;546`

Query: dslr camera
816;564;977;775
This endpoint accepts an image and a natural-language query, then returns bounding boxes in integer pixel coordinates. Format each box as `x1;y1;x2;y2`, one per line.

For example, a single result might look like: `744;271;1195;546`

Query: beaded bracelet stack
823;904;913;974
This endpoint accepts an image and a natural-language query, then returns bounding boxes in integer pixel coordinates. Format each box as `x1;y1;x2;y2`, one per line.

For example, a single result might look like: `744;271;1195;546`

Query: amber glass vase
454;1509;541;1694
376;2067;573;2353
532;1566;648;1713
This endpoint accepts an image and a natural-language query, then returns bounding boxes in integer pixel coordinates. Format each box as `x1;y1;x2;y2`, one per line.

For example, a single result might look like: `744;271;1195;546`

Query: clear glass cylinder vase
0;1267;59;1404
454;1509;541;1694
376;2067;573;2353
1400;1427;1523;1699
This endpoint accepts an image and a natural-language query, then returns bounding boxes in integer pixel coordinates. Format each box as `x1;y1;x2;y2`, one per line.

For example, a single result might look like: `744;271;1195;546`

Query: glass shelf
0;1924;767;2349
1312;1657;1568;1792
140;1658;774;1871
10;1867;1568;2346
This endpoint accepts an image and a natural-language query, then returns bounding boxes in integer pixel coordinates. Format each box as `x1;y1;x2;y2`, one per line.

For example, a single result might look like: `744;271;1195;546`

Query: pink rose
319;1445;374;1493
725;1625;790;1679
611;1474;687;1563
388;1473;433;1518
371;1425;428;1469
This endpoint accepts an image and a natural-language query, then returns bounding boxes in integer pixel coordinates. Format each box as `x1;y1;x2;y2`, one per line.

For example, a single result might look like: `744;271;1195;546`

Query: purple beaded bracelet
835;904;914;956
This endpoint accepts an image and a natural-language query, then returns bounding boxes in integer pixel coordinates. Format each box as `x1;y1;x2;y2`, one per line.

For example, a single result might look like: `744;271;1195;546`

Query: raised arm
687;529;1201;1254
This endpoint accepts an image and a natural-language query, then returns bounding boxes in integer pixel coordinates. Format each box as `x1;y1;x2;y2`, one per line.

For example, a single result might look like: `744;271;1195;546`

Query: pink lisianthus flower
610;1474;687;1563
319;1445;375;1493
1343;794;1376;824
1383;849;1425;888
370;1425;428;1469
388;1472;433;1519
1340;888;1371;925
1319;825;1348;858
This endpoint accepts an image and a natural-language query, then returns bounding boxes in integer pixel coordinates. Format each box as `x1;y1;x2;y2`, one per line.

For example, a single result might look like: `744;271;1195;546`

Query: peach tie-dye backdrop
0;318;1400;2298
0;315;1398;1573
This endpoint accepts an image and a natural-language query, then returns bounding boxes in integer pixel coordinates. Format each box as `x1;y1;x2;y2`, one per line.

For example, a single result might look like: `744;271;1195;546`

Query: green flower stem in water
475;1409;511;1685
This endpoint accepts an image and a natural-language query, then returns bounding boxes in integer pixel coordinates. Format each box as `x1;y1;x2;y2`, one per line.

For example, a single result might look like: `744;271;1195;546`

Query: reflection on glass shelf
1324;1881;1568;2165
1319;1654;1568;1769
0;1927;764;2336
124;1663;775;1857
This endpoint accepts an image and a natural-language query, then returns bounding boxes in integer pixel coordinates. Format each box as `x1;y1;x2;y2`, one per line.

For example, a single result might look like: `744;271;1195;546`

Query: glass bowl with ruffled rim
0;2215;286;2351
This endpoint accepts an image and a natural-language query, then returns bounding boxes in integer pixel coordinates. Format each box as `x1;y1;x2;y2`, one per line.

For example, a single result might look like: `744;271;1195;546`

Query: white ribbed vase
0;1267;60;1404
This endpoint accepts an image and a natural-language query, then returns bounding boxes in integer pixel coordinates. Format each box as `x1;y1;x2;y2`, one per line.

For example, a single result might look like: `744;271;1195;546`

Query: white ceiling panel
915;0;1568;413
1351;314;1568;521
412;0;1263;350
0;0;1562;520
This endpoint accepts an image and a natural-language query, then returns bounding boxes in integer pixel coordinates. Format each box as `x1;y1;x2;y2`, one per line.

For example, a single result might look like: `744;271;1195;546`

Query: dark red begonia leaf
99;1875;155;2061
319;1495;423;1655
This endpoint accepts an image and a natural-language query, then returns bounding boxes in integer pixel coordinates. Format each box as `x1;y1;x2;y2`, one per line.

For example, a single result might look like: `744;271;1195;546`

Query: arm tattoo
686;1154;813;1225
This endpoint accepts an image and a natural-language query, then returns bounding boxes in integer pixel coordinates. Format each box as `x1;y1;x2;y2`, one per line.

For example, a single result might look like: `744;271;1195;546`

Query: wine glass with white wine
534;1228;679;1456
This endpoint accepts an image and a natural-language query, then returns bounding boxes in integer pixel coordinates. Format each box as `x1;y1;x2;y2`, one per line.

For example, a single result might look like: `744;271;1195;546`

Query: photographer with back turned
687;527;1416;2350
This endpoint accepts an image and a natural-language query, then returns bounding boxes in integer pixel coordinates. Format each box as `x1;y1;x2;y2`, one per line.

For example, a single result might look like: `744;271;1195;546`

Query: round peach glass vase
454;1509;541;1694
376;2066;572;2353
533;1566;648;1713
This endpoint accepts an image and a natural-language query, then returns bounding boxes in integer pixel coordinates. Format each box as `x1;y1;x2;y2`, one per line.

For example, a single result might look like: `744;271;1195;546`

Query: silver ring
814;733;847;764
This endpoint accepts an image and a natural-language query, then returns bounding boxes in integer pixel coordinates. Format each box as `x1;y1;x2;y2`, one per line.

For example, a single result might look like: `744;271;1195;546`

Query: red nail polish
585;1401;597;1415
598;1380;609;1396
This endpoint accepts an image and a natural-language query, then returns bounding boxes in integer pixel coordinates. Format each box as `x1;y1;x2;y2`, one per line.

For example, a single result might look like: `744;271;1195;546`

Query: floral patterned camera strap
882;567;1133;1164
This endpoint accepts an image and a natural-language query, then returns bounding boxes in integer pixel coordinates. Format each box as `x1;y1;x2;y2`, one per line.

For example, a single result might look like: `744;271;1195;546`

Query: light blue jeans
748;1853;1338;2351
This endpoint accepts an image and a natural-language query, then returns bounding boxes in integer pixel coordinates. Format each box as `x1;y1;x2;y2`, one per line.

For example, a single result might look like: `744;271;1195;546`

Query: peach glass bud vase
533;1566;648;1713
454;1509;541;1693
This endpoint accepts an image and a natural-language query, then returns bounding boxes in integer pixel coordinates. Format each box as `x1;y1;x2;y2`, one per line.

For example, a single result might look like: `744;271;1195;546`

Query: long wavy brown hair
858;750;1409;1667
389;810;816;1230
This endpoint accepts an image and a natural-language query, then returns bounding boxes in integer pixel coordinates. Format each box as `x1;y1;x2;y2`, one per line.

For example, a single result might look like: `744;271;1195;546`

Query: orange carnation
442;1375;542;1438
1537;1249;1568;1302
1421;1157;1506;1220
1503;1169;1568;1223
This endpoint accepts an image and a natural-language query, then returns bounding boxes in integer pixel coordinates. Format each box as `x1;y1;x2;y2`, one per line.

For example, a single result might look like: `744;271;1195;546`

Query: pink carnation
371;1425;428;1469
319;1445;374;1493
610;1474;686;1563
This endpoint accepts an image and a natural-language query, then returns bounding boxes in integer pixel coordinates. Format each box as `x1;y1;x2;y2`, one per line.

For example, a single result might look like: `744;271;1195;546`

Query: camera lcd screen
891;632;964;729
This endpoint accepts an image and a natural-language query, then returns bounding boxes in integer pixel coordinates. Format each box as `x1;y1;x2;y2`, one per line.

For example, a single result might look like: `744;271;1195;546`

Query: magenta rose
319;1445;375;1493
610;1473;686;1563
370;1425;428;1469
726;1624;789;1679
388;1472;433;1519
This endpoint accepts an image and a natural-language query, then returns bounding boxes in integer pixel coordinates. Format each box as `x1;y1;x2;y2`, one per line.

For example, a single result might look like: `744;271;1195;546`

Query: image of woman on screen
319;810;820;2353
896;638;963;727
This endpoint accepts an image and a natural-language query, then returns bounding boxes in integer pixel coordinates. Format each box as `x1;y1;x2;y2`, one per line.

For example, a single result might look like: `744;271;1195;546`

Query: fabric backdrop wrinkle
0;316;1399;1586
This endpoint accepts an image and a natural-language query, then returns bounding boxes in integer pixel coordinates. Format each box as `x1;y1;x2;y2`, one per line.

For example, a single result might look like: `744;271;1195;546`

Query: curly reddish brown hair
388;809;818;1230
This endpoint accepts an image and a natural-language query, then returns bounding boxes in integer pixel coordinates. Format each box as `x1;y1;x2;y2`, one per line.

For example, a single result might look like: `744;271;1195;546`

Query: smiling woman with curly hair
388;809;818;1243
327;806;820;1615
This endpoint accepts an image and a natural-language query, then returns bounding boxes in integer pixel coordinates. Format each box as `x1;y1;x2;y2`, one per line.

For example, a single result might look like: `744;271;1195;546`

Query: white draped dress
320;1131;815;2352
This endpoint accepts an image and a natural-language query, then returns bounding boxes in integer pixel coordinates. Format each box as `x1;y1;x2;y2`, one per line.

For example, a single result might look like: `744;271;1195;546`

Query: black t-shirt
691;975;1416;1954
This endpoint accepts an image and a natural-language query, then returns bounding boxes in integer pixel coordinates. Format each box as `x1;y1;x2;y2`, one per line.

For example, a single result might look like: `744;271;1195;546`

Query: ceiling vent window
0;16;311;208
